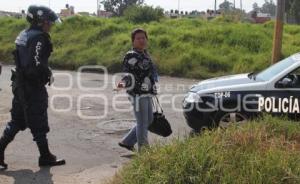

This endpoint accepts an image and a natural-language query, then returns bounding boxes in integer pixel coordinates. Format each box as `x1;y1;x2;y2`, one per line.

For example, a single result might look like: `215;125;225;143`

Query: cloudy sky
0;0;268;13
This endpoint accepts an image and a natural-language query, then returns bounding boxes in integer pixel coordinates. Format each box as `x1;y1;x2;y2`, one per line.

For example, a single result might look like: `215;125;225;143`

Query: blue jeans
121;95;153;151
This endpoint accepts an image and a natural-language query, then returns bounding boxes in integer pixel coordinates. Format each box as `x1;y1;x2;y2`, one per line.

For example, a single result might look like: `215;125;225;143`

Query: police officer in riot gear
0;5;65;170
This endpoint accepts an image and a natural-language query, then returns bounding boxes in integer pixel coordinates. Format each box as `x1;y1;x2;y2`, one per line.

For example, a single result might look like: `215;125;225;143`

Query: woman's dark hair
131;28;148;42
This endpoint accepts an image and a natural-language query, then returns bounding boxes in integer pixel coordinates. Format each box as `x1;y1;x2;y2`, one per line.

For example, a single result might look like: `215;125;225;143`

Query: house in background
0;10;23;18
165;9;217;19
60;4;75;18
205;9;222;20
97;10;113;18
250;11;272;24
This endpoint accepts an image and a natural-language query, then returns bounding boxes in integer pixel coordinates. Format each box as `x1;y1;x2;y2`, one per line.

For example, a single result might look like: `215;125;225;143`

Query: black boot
37;141;65;167
0;150;8;170
0;136;12;170
0;128;19;170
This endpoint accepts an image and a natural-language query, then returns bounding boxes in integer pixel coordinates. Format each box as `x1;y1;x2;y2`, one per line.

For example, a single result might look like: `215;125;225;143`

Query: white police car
183;53;300;131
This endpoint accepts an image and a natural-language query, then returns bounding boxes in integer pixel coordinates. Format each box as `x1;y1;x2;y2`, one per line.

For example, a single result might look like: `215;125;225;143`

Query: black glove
47;67;54;86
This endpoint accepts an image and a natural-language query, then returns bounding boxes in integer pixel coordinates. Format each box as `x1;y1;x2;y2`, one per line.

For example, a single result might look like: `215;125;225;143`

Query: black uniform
0;25;65;169
9;26;52;142
122;48;158;96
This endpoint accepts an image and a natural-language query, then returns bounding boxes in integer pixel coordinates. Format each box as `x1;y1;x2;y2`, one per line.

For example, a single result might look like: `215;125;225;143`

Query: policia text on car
258;97;300;113
0;5;65;170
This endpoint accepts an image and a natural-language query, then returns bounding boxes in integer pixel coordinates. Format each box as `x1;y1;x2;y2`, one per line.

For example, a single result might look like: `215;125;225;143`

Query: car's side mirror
276;77;293;88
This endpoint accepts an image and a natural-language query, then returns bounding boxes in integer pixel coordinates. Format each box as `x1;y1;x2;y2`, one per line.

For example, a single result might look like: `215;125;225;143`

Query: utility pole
240;0;243;10
215;0;217;14
272;0;285;64
178;0;180;16
97;0;100;16
234;0;236;9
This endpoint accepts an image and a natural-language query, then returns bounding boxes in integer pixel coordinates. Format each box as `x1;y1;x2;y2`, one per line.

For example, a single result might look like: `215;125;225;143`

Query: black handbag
148;96;172;137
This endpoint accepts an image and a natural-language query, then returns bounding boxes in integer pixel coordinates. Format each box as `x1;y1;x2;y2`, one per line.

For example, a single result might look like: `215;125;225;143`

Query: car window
291;67;300;75
278;67;300;88
255;57;295;82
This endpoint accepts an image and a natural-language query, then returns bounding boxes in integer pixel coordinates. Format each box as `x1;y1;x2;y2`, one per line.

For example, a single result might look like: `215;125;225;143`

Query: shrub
110;116;300;184
124;5;164;23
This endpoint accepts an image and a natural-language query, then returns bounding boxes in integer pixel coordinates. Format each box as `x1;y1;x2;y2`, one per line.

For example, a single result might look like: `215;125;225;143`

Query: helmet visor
54;17;62;24
49;11;61;24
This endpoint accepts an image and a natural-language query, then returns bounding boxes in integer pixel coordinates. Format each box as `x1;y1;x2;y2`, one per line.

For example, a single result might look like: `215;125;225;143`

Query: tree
252;0;276;16
124;5;164;23
290;0;300;23
286;0;300;24
261;0;276;16
101;0;144;16
219;0;234;11
252;2;261;12
285;0;292;11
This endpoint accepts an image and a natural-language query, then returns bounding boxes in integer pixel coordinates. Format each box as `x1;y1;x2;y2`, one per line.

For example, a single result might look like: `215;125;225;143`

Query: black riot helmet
26;5;61;25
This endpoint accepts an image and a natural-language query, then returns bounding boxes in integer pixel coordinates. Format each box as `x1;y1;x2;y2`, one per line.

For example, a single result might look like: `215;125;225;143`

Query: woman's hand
113;81;126;92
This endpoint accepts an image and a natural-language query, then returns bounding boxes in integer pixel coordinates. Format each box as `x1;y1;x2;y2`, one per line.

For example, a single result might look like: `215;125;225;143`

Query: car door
272;66;300;119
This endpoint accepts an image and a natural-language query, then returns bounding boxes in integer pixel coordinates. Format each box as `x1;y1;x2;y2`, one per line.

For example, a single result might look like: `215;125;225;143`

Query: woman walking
116;28;158;152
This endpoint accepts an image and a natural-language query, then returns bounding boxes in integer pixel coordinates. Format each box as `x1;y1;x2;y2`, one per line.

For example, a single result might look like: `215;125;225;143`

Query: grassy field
109;116;300;184
0;16;300;79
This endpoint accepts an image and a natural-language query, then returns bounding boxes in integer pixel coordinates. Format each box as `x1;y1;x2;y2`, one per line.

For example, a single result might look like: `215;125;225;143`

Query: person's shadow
0;167;53;184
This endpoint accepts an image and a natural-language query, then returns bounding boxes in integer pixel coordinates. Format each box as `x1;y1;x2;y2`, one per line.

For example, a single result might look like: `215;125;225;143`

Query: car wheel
213;111;248;128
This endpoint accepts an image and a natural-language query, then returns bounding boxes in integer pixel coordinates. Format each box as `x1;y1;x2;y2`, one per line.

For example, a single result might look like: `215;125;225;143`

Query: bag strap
152;95;164;114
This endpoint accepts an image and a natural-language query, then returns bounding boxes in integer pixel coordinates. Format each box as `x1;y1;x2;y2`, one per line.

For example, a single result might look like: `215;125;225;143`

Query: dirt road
0;65;197;184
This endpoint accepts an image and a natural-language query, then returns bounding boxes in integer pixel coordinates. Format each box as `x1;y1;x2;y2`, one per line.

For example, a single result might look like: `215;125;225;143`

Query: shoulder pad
15;30;28;46
15;29;45;46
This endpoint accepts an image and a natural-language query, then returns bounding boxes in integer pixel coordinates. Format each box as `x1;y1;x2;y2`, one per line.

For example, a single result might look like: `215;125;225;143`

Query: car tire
213;111;249;128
